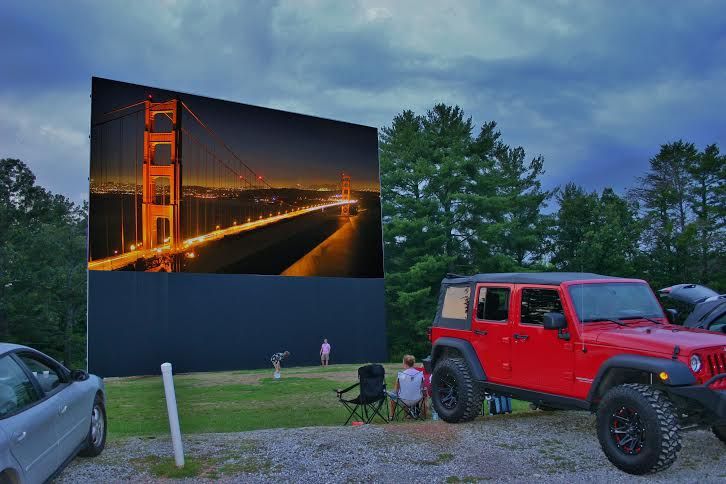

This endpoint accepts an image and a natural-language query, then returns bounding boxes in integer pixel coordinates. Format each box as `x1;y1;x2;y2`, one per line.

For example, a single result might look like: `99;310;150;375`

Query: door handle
473;329;488;336
59;405;68;415
14;431;27;443
513;333;529;341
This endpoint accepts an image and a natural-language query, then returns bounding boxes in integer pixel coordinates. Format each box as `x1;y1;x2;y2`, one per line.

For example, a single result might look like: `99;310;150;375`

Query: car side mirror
71;369;89;382
665;308;678;324
543;312;567;330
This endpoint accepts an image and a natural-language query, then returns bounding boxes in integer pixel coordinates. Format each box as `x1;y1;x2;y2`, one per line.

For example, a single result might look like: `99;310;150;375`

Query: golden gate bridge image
87;95;379;275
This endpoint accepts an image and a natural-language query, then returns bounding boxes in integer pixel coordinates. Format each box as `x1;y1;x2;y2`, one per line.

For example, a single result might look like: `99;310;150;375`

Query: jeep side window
476;287;510;321
441;285;470;320
520;288;563;326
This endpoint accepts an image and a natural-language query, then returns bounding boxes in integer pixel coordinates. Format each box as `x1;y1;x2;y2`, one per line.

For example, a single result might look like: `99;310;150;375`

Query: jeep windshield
568;282;665;323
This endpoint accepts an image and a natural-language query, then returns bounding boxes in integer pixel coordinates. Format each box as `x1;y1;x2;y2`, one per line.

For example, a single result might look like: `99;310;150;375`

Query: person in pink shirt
320;338;331;366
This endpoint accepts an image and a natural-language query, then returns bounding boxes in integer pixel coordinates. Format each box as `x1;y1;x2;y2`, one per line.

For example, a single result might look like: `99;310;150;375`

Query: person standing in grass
320;338;331;367
271;351;290;378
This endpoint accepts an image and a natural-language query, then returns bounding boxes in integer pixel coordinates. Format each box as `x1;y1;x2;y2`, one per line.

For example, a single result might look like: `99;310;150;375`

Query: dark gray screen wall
88;271;387;376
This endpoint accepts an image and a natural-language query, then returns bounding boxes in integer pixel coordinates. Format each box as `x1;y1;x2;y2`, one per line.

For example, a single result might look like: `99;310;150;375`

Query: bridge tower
341;173;351;217
142;98;182;251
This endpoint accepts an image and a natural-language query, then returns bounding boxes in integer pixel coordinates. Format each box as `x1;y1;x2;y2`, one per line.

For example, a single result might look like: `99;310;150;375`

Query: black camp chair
336;364;388;425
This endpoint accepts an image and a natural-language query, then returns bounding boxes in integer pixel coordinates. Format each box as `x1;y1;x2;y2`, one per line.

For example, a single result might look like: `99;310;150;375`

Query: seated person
388;354;426;419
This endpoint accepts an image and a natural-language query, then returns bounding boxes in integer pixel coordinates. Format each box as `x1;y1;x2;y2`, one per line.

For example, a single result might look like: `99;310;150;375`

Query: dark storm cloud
0;0;724;200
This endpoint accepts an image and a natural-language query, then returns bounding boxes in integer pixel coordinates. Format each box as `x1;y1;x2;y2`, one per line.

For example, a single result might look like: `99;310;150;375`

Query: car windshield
568;283;665;323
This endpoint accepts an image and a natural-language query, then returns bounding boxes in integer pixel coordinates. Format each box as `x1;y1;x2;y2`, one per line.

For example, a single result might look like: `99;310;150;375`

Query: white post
160;362;184;467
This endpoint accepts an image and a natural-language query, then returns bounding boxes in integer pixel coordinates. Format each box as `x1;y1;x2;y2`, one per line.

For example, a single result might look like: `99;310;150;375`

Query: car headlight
690;354;702;373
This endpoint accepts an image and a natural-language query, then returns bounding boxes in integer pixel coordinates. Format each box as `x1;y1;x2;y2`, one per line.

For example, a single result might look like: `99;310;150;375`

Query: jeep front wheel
431;357;482;423
596;383;681;474
713;425;726;445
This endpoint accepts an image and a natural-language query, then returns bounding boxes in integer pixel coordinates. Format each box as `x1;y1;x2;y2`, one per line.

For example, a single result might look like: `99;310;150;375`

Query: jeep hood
595;324;726;355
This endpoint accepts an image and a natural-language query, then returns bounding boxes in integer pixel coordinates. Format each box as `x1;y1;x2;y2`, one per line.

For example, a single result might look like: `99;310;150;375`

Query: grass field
105;363;531;439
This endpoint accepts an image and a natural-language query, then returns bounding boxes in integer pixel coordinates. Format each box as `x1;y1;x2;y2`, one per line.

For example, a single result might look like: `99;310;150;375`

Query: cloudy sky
1;0;724;202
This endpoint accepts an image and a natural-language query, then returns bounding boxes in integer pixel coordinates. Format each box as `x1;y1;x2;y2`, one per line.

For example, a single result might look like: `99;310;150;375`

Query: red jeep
424;272;726;475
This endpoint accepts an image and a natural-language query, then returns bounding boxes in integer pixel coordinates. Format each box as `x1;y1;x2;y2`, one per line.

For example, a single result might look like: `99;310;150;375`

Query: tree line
1;104;723;364
382;104;725;359
0;158;87;368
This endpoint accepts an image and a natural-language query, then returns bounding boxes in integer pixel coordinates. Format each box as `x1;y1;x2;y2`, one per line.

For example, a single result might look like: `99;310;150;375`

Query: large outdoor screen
87;78;387;377
88;78;383;277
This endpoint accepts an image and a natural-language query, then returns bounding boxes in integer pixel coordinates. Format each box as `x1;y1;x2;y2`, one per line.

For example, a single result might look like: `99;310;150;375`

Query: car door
16;352;90;459
0;354;60;483
471;284;513;382
511;285;575;394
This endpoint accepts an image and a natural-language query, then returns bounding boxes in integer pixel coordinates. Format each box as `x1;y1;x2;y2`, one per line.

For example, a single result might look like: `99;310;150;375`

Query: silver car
0;343;106;483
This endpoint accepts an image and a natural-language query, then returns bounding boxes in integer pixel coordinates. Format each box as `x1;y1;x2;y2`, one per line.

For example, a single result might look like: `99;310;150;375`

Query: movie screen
88;78;383;277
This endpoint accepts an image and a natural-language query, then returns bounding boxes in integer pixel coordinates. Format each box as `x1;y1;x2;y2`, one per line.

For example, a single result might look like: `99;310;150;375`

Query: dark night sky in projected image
91;77;380;191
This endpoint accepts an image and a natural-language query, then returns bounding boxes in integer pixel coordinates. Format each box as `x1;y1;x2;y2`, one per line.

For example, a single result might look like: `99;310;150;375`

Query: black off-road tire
79;395;107;457
431;357;483;423
713;425;726;445
596;383;681;475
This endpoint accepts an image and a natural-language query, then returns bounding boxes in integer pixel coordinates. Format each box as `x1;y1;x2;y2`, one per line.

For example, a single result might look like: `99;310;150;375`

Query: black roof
443;272;625;286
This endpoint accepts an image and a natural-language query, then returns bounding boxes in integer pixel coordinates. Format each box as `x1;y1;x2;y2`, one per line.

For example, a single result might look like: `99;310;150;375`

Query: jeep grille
704;350;726;377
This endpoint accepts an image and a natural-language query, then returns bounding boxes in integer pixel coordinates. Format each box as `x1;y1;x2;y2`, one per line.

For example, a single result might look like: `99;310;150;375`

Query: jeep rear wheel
431;357;482;423
713;425;726;445
596;383;681;475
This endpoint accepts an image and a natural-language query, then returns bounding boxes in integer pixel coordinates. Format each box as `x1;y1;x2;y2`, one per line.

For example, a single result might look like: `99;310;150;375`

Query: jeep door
511;285;576;394
471;284;513;382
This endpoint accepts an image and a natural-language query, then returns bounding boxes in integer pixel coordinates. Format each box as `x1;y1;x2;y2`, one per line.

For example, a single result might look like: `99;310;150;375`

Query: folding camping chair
336;364;389;425
390;367;427;421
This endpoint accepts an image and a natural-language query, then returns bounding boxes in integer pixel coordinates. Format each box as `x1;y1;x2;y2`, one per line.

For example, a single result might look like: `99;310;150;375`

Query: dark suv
424;272;726;475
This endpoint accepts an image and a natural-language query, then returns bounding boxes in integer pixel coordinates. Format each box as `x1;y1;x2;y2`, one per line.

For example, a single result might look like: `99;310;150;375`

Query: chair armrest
335;382;360;397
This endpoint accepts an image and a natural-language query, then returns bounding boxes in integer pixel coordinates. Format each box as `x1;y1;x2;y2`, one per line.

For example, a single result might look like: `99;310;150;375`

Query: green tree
0;159;87;367
685;143;726;288
380;106;550;358
550;183;600;271
631;141;724;291
551;185;641;277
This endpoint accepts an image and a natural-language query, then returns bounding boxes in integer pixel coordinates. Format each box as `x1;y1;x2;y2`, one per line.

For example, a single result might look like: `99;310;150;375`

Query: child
270;351;290;378
320;338;331;367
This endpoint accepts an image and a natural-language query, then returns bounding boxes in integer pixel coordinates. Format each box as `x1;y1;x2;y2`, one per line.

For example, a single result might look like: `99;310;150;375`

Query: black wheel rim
437;372;458;410
610;406;645;455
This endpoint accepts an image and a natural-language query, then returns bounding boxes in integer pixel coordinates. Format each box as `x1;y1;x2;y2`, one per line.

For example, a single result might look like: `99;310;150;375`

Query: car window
707;311;726;333
476;287;510;322
18;354;65;395
441;285;470;320
0;355;40;418
521;288;563;326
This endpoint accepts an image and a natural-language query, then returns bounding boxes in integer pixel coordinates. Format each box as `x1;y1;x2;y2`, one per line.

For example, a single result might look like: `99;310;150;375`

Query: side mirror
543;312;567;330
71;369;89;382
665;308;678;324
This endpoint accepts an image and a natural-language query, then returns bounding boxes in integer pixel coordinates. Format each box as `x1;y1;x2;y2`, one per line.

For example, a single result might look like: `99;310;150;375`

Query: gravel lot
57;411;726;483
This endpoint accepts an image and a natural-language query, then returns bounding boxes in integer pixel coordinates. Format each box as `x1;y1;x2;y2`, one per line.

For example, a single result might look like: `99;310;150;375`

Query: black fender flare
430;337;487;381
587;354;696;402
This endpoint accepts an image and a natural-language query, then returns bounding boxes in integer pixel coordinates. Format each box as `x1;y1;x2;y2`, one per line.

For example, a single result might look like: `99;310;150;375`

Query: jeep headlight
690;354;702;373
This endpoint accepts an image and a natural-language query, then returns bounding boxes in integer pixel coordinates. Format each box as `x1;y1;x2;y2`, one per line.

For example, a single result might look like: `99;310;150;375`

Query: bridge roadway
87;199;357;271
184;195;383;277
